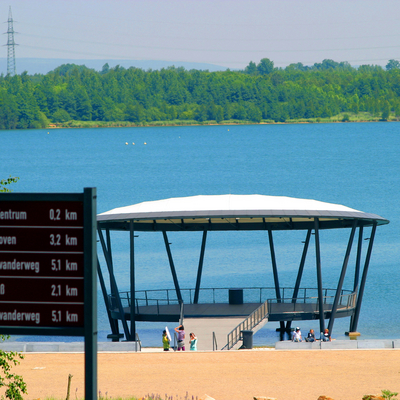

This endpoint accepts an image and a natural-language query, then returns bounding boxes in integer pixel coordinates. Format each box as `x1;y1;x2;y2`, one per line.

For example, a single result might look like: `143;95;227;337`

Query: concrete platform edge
275;339;400;350
1;339;400;353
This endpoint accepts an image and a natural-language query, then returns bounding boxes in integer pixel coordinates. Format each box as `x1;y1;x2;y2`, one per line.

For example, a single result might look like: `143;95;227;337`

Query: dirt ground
9;349;400;400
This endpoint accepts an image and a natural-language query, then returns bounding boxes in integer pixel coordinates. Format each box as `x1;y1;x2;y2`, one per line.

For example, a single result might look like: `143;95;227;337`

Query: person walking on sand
162;330;170;351
189;332;197;351
174;324;186;351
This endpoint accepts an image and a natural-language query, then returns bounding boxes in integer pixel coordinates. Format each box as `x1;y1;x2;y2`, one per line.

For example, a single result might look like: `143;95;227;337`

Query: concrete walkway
1;338;400;353
0;314;269;353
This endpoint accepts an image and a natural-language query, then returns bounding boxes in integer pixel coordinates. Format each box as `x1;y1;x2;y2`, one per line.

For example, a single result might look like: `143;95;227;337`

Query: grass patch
48;112;400;130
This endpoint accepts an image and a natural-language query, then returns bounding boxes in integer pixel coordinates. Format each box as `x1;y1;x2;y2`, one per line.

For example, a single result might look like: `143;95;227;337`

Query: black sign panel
0;199;87;328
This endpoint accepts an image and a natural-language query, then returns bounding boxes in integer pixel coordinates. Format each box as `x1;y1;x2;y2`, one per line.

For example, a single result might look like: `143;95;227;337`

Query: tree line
1;58;400;129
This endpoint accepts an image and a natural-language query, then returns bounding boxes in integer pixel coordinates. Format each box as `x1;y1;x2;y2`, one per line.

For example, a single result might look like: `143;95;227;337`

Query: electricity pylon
6;6;17;76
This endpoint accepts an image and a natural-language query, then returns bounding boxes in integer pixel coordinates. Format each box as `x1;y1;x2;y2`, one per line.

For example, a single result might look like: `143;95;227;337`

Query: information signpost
0;188;97;400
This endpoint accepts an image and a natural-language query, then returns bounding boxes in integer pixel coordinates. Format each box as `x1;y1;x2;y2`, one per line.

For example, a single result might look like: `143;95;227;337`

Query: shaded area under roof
97;194;389;231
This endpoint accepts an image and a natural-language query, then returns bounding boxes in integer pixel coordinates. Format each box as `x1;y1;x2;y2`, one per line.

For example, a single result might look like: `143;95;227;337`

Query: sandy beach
8;349;400;400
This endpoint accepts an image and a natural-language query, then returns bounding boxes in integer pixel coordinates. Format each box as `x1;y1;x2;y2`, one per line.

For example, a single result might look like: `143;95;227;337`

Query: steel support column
286;229;311;331
129;220;135;340
98;228;131;341
96;257;119;337
268;229;284;331
268;229;281;301
106;229;118;299
162;231;182;302
328;220;357;333
194;230;207;304
350;226;364;331
314;218;325;335
353;226;364;292
350;222;377;333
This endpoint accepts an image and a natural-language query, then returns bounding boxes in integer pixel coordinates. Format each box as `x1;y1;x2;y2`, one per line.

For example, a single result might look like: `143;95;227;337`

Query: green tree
0;176;19;192
257;58;274;75
386;59;400;71
101;63;110;74
0;178;24;398
52;109;71;123
244;61;257;75
0;335;27;400
215;105;224;123
195;104;208;122
246;103;262;122
125;104;146;123
381;101;390;120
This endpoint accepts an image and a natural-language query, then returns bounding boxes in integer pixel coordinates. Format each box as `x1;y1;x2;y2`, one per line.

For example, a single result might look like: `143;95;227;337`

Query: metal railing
135;332;141;352
107;287;356;327
222;290;357;350
129;287;354;306
267;291;357;314
224;300;269;350
213;331;218;351
108;291;184;318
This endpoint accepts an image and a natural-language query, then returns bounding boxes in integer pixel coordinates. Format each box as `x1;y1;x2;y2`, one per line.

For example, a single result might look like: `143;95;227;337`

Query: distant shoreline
47;115;397;130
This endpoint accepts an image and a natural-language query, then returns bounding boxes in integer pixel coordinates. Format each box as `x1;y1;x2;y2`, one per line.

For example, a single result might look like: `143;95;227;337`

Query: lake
1;122;399;346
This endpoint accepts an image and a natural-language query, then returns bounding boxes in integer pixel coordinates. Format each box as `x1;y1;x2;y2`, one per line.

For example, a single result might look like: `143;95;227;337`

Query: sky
3;0;400;70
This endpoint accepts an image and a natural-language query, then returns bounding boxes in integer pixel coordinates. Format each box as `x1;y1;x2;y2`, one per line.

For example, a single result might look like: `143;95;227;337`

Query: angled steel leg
286;229;311;332
129;220;136;339
97;257;119;337
350;226;364;331
314;218;325;335
194;230;207;304
98;228;131;341
350;222;377;333
328;220;357;333
162;231;182;302
268;229;284;331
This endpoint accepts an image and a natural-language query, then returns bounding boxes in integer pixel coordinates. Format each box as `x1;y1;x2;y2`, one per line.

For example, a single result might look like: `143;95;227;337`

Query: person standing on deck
162;330;170;351
175;324;186;351
189;332;198;351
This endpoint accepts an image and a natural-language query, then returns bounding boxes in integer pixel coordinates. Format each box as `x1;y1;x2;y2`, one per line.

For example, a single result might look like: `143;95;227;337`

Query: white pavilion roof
97;194;388;231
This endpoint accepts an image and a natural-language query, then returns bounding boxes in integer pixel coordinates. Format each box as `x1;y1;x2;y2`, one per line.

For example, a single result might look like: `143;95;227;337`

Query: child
189;332;197;351
162;330;170;351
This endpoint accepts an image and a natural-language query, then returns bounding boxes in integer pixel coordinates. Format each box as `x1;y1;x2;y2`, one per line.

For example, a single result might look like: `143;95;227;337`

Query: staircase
223;300;269;350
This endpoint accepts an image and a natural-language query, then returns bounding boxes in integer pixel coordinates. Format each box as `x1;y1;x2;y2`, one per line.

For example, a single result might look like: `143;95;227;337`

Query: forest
1;58;400;129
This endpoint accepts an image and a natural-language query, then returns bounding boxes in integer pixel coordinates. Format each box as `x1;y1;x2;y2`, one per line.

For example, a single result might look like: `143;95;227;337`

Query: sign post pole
0;188;97;400
84;188;97;400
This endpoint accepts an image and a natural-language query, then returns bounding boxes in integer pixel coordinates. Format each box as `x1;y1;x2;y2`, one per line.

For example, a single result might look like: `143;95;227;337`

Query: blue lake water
1;122;399;346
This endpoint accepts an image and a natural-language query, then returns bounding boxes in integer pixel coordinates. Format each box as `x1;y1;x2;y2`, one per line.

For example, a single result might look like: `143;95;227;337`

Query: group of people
162;324;198;351
292;327;331;342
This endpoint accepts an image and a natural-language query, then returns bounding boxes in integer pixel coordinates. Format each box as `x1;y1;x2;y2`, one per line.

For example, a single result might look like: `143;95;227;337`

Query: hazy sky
4;0;400;69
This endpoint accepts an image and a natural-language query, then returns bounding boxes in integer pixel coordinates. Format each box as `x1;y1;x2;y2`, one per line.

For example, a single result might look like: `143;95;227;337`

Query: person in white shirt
292;327;302;342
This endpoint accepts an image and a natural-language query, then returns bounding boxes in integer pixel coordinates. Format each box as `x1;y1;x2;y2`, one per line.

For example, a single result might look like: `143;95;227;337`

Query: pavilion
96;194;389;348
